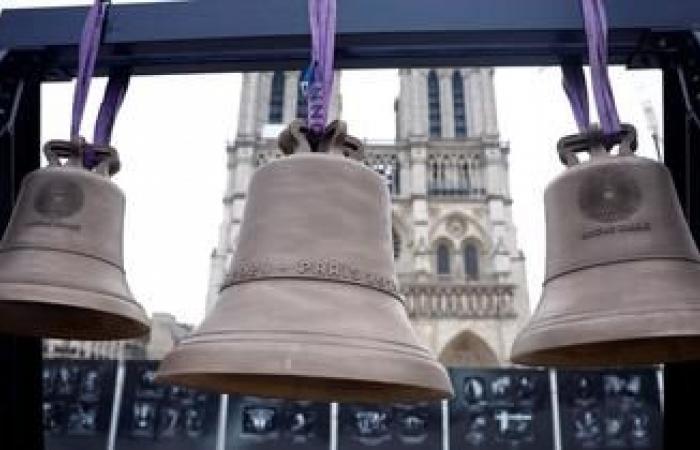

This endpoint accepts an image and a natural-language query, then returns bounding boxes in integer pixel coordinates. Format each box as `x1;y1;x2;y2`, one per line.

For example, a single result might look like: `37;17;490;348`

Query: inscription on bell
578;168;642;223
581;222;652;240
34;180;84;219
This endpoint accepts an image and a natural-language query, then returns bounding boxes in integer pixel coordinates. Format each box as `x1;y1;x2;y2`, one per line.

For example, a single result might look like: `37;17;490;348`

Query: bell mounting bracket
557;123;638;167
278;119;364;161
44;139;121;177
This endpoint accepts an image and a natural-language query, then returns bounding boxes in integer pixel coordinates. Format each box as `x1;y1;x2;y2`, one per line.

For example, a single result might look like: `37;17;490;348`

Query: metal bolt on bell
158;120;453;403
511;125;700;366
0;140;149;339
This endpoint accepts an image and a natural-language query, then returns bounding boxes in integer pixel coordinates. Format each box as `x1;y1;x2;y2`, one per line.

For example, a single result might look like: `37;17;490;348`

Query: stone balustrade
401;282;516;319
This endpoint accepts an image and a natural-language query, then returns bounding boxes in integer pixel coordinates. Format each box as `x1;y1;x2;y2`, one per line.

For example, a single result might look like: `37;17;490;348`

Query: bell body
158;147;453;403
512;132;700;366
0;148;149;339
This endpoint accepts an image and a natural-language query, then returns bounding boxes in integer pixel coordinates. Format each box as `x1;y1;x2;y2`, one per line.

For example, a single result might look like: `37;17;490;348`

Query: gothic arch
461;237;483;280
439;330;499;367
428;212;492;253
433;237;454;275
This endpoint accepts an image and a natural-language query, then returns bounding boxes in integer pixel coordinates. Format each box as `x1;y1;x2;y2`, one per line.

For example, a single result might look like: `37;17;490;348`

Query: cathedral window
268;71;285;124
427;70;441;138
453;71;467;137
392;229;401;260
460;160;471;193
437;243;451;275
464;243;479;280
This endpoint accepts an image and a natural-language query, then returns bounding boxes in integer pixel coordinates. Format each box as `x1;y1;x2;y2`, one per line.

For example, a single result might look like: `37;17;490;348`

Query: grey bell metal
158;120;453;403
511;125;700;366
0;140;149;339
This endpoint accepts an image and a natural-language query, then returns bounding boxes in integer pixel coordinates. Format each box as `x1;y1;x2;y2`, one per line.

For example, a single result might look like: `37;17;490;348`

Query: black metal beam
0;0;699;76
0;53;43;450
661;31;700;450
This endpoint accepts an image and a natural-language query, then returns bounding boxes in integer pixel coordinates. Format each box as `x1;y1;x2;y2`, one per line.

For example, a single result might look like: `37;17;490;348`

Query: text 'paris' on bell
0;140;149;339
158;120;453;403
511;124;700;366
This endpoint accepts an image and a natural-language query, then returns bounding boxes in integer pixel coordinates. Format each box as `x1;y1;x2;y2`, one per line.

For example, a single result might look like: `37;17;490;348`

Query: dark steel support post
663;60;700;450
0;57;43;450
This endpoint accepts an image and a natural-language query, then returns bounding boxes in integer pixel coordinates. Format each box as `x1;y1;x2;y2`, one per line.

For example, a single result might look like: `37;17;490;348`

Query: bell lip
0;281;149;340
511;258;700;367
155;372;453;404
155;340;454;404
510;335;700;367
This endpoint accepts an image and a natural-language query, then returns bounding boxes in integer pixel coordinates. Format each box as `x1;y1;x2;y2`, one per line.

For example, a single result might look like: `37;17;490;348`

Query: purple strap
306;0;337;134
70;0;130;169
71;0;107;141
83;71;130;168
562;64;590;132
93;71;130;146
562;0;621;135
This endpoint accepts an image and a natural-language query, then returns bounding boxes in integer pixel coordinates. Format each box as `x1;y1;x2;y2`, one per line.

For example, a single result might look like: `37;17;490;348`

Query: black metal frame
0;2;699;449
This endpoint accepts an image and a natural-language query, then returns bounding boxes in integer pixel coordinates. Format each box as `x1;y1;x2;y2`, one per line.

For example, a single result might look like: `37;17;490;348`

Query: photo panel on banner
226;395;330;450
43;358;117;450
557;368;662;450
115;360;220;450
449;368;554;450
338;402;442;450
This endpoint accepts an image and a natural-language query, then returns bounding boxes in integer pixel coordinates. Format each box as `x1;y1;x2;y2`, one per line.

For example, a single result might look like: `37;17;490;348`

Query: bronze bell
511;124;700;366
158;120;453;403
0;140;149;339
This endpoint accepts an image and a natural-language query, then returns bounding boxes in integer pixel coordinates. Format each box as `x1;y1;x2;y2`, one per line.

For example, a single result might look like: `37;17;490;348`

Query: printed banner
449;368;554;450
115;360;220;450
557;368;662;450
227;396;330;450
338;402;442;450
43;358;117;450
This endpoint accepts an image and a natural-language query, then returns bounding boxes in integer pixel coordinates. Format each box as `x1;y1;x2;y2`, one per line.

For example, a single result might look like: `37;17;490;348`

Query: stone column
237;73;261;139
283;71;298;124
397;69;410;140
410;70;428;140
467;69;484;136
438;69;455;139
481;68;499;136
410;145;431;276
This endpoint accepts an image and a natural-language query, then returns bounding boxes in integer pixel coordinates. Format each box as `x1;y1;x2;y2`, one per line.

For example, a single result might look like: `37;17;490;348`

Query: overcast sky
1;1;662;326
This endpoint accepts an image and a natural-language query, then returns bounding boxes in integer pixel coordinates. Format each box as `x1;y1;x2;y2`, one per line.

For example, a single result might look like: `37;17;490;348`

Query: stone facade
206;68;529;366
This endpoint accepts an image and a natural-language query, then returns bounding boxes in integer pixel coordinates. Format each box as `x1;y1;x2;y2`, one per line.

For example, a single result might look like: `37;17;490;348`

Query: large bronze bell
511;125;700;366
158;120;453;403
0;140;149;339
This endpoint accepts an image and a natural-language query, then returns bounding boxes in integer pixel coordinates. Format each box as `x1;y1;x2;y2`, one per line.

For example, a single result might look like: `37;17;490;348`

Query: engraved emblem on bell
578;168;641;223
34;179;84;219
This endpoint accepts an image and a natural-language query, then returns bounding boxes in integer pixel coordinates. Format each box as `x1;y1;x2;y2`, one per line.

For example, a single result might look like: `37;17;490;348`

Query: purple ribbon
93;70;130;146
562;0;621;135
306;0;337;134
70;0;107;141
562;64;590;132
70;0;130;169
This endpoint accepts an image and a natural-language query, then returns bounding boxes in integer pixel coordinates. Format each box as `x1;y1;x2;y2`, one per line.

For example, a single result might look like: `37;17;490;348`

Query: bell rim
156;339;454;403
511;334;700;367
0;281;149;340
512;299;700;366
513;254;700;366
